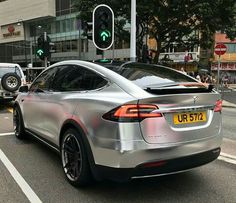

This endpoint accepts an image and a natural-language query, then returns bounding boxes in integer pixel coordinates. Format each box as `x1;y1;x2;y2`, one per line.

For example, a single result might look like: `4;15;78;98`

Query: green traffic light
37;49;44;56
100;30;111;41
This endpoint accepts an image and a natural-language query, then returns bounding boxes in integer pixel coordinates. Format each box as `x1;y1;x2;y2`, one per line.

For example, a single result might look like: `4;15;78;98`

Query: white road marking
0;149;42;203
0;132;14;136
219;153;236;165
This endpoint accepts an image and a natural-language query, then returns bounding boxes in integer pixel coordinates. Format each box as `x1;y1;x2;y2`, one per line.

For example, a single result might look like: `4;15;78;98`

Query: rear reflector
214;100;222;112
142;161;167;168
103;104;162;122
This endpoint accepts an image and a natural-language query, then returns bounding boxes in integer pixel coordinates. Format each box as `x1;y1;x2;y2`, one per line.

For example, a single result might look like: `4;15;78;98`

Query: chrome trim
131;167;198;179
153;105;214;113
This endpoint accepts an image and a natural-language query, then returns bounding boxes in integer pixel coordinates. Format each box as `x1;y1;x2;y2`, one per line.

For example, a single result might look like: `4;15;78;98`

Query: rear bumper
95;147;221;181
0;91;17;101
91;134;222;168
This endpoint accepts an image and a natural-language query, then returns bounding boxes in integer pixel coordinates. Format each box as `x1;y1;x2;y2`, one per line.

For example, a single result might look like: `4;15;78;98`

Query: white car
0;63;26;101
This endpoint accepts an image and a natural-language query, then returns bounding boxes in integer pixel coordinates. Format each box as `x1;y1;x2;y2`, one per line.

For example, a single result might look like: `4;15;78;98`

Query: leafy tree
73;0;236;62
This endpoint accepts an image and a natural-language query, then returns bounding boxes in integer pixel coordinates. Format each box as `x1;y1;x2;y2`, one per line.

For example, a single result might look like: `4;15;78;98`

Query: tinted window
52;65;107;92
106;63;195;88
30;68;57;92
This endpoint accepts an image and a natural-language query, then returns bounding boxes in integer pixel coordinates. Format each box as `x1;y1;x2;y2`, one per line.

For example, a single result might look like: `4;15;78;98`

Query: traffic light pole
44;32;48;68
130;0;136;62
217;55;221;91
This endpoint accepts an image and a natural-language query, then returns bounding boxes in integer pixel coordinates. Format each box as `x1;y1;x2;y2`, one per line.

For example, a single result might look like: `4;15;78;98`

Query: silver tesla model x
13;60;222;187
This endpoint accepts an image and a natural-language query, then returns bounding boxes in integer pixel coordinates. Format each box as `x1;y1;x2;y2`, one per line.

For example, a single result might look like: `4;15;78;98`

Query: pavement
222;100;236;108
222;84;236;108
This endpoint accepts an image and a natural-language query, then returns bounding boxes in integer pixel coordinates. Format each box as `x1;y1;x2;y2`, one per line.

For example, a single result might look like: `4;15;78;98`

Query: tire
1;73;21;92
61;128;93;187
13;106;26;139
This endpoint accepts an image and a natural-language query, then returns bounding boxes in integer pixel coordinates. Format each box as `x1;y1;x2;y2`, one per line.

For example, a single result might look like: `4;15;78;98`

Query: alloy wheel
62;133;82;181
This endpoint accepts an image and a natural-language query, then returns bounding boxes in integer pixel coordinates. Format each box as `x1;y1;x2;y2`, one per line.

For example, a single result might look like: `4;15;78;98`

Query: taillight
102;104;162;122
214;100;222;112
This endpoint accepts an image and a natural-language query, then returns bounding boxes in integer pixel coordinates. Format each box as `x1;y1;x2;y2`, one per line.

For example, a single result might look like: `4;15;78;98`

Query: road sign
214;43;227;56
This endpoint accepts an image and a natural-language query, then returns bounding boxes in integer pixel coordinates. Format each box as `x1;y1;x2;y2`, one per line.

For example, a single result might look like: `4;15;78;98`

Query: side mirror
19;85;29;93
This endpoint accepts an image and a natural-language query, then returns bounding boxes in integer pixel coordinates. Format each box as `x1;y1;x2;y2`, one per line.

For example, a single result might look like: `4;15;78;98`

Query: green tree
73;0;236;62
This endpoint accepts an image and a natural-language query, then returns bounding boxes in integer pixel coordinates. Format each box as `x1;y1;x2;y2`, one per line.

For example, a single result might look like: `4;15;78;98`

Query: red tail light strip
214;100;222;112
103;104;162;122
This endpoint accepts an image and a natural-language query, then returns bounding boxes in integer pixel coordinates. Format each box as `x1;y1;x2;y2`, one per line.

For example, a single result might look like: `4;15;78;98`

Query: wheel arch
59;119;102;181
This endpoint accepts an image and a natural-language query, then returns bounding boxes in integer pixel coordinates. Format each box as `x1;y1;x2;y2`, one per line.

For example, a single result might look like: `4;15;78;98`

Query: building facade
0;0;130;67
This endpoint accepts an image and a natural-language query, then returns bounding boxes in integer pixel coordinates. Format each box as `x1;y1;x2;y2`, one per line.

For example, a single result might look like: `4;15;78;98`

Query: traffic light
36;34;51;60
36;35;45;60
93;4;114;50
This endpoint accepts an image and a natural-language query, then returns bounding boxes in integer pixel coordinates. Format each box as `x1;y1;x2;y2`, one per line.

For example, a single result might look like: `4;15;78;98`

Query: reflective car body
14;60;222;184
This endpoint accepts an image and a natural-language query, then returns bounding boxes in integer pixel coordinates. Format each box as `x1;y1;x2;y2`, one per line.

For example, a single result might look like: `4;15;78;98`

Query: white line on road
218;153;236;165
0;132;14;136
0;149;42;203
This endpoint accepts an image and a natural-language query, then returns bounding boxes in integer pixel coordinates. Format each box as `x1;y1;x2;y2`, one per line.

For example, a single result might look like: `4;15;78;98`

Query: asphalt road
0;133;235;203
0;103;235;203
222;90;236;105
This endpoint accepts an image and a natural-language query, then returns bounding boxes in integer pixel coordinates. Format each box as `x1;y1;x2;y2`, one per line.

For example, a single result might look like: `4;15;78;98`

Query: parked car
14;60;222;187
0;63;26;101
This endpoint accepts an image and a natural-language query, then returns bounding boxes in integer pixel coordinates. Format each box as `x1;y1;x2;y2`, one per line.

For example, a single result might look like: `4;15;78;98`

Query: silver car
14;60;222;187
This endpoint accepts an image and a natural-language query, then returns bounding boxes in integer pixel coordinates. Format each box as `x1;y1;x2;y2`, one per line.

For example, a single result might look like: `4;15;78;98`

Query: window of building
56;0;74;16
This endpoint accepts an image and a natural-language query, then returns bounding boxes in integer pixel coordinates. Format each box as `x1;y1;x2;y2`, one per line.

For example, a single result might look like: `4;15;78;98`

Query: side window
30;68;57;92
52;65;108;92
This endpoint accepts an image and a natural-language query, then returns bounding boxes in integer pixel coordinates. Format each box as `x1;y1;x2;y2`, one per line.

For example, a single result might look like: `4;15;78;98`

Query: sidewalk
222;100;236;108
229;84;236;89
220;84;236;108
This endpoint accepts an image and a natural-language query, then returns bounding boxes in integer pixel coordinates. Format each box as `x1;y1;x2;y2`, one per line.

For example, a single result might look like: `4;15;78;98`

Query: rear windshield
106;63;195;87
105;63;211;94
0;67;22;78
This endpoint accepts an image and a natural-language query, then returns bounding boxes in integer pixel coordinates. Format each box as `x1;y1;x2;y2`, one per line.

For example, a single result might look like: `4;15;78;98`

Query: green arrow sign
37;49;44;56
100;30;110;41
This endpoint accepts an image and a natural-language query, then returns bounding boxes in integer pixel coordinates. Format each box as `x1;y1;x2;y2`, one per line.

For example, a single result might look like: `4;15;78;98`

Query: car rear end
0;64;25;101
92;63;222;181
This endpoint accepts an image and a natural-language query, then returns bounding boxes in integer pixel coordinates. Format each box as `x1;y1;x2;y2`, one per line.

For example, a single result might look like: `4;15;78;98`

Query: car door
22;67;58;142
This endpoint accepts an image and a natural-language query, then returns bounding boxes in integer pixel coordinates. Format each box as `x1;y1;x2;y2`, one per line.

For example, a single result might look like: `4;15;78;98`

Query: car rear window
106;63;194;85
0;67;22;78
105;63;211;94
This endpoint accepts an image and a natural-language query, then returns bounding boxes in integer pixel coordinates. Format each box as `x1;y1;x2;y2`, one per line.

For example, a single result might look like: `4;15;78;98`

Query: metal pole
130;0;136;61
78;19;82;59
23;22;28;66
44;32;47;68
30;41;33;67
112;41;115;61
217;55;221;91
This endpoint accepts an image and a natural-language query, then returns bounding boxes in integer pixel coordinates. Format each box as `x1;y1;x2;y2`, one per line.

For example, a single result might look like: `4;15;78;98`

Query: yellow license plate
173;111;207;125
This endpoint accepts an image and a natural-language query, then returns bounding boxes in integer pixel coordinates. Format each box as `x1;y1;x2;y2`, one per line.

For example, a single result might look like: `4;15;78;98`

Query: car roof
0;63;21;68
49;60;151;99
